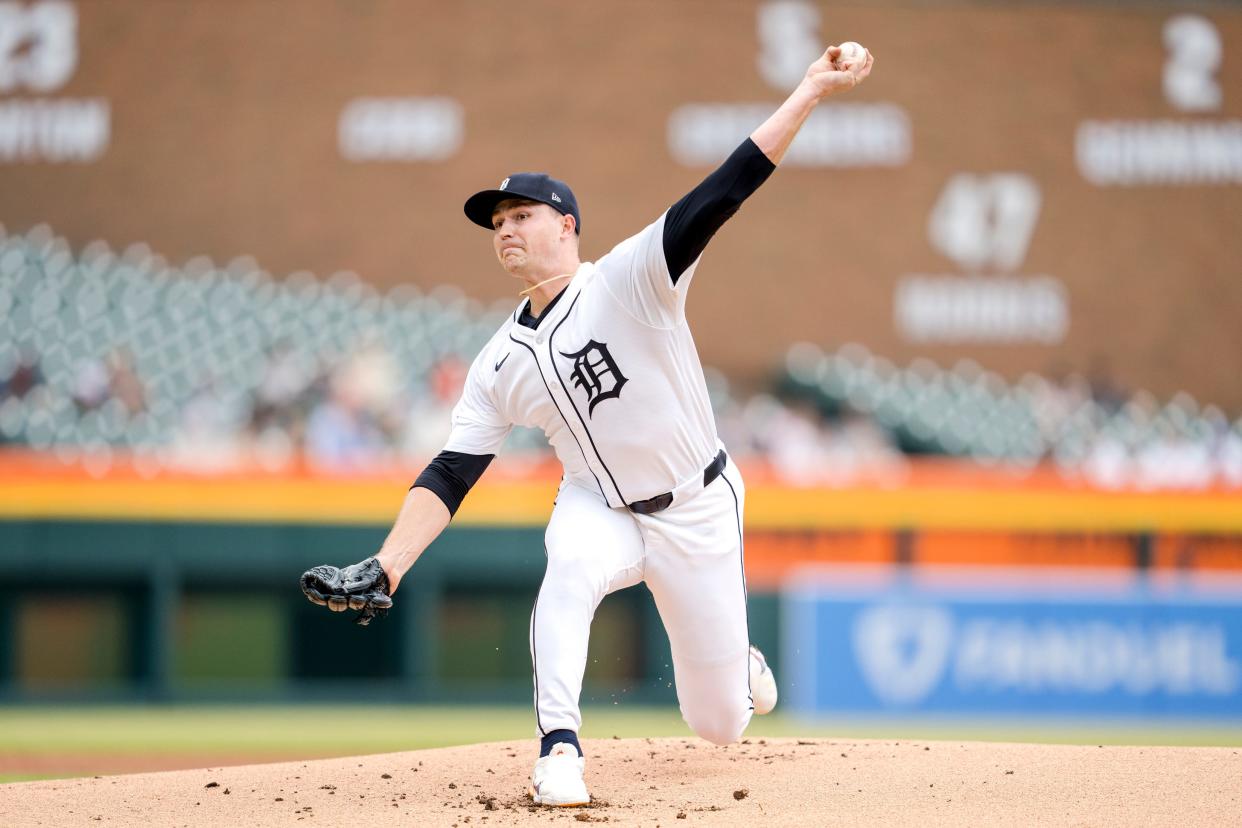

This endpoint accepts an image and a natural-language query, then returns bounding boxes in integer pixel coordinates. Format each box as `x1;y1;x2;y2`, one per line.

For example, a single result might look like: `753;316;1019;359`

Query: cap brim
464;190;576;231
463;189;513;230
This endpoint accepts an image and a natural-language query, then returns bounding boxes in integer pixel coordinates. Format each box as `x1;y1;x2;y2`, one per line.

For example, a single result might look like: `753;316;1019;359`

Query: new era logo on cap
464;173;581;235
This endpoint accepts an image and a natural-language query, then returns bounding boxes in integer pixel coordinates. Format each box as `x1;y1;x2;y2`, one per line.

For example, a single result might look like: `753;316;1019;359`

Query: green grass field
2;704;1240;783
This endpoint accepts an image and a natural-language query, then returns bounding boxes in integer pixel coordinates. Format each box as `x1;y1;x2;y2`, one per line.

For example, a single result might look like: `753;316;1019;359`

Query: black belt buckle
628;450;726;515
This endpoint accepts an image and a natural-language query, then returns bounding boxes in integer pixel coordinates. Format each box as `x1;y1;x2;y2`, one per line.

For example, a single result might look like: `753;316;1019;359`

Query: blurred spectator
738;394;906;487
305;369;389;470
1087;356;1127;413
0;349;42;445
72;351;146;417
107;351;146;415
1027;367;1091;446
340;336;402;416
402;354;466;459
170;377;247;472
1221;426;1242;488
752;394;826;485
825;413;907;487
251;341;318;436
71;358;110;412
1;348;41;400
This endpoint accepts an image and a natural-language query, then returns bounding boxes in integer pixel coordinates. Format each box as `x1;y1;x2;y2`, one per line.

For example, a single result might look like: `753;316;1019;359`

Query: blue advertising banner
782;567;1242;717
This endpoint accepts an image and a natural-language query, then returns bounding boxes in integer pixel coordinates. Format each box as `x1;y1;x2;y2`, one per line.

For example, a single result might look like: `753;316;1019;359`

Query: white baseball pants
529;455;753;746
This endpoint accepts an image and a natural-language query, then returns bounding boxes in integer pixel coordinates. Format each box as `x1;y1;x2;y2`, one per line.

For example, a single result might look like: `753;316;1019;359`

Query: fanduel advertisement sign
783;568;1242;717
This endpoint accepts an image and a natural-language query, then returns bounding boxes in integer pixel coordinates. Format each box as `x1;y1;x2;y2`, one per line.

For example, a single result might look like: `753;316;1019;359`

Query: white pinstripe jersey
442;211;719;508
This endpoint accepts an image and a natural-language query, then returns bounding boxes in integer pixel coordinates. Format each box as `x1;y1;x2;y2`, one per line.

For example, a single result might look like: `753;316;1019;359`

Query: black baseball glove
299;556;393;626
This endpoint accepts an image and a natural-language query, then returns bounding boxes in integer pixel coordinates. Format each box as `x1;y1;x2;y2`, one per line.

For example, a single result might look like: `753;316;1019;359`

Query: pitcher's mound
2;737;1238;826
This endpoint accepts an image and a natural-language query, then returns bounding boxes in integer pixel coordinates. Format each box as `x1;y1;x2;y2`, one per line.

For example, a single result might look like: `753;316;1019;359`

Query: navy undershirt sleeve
412;450;495;517
662;138;777;284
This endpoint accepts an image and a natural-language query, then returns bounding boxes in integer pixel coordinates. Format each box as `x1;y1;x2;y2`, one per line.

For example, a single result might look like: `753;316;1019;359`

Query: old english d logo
559;340;627;416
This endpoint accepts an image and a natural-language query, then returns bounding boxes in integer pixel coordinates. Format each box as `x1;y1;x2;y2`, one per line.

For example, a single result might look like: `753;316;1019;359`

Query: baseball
835;41;867;73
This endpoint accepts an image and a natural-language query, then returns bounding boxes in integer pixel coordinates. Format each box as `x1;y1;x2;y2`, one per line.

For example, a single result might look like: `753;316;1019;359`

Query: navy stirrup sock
540;729;582;758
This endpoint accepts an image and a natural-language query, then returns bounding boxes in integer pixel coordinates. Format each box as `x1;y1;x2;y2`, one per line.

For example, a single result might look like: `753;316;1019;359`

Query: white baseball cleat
749;645;778;715
530;742;590;807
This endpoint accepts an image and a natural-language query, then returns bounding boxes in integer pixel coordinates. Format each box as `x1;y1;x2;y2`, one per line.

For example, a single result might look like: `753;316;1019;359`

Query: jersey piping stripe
721;468;754;711
508;334;609;503
530;576;546;738
547;294;628;506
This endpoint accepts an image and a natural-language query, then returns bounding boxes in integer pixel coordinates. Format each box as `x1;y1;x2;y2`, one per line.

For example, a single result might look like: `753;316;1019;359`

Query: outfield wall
2;454;1240;705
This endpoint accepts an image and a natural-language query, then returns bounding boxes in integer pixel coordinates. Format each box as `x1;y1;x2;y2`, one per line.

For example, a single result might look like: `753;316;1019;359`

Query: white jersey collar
509;261;594;339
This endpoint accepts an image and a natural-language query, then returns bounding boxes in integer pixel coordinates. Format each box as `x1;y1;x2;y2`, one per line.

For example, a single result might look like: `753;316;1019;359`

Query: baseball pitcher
302;42;874;806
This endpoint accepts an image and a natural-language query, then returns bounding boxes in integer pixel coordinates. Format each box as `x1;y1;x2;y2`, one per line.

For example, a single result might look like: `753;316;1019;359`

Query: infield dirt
2;737;1238;826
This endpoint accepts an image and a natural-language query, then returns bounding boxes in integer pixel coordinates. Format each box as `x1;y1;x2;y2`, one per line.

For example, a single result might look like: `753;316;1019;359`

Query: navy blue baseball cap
464;173;581;235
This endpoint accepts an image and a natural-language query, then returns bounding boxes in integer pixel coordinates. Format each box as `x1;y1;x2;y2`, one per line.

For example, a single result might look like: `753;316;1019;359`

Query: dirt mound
1;737;1238;826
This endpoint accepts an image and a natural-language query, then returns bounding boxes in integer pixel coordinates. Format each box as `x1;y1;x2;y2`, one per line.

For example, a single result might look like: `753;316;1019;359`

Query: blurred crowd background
2;222;1239;489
